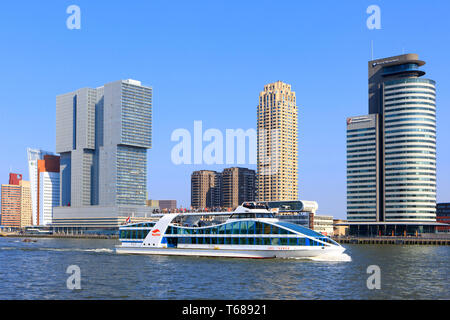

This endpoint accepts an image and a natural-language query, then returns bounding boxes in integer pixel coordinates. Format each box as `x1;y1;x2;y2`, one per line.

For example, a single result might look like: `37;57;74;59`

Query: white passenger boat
116;202;346;259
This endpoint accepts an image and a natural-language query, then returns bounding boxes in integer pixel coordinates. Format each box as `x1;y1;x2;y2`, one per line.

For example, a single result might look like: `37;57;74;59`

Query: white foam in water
37;248;114;253
307;252;352;262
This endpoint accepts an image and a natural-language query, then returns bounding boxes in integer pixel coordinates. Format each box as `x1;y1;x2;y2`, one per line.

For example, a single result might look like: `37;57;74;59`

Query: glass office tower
346;54;437;235
56;79;152;208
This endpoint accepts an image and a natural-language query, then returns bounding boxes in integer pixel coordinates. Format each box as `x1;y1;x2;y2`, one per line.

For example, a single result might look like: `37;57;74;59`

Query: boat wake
0;247;114;253
306;252;352;262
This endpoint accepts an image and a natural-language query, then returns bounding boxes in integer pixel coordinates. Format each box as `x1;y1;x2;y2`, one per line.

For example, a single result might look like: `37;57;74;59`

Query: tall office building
222;167;256;209
27;149;60;225
37;155;60;225
1;173;32;228
53;79;152;232
257;81;298;201
191;170;222;209
346;53;438;235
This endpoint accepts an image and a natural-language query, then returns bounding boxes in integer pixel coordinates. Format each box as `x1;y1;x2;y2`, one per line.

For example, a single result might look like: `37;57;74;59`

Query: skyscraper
257;81;298;202
346;54;438;235
222;167;256;209
27;149;59;225
53;79;152;232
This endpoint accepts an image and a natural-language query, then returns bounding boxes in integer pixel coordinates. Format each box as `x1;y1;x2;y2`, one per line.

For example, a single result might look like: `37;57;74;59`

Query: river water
0;237;448;299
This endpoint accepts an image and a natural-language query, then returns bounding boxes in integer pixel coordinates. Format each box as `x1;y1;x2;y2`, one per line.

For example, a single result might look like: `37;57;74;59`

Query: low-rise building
333;219;349;237
436;203;450;233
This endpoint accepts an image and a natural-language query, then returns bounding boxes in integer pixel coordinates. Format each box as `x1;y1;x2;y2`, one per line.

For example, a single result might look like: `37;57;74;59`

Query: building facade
222;167;256;209
158;200;177;210
1;174;32;228
436;203;450;232
27;149;56;225
257;81;298;201
346;54;438;236
191;170;222;209
37;155;60;225
53;79;152;231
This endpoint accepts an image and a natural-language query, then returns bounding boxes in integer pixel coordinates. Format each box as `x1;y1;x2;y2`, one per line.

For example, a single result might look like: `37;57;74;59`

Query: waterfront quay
0;232;117;240
333;236;450;246
2;231;449;245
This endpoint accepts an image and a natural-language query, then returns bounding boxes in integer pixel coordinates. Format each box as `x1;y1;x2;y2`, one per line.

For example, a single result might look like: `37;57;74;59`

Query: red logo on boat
152;229;161;237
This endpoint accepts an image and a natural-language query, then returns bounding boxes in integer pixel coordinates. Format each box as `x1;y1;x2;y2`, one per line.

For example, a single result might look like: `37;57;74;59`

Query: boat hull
115;245;345;259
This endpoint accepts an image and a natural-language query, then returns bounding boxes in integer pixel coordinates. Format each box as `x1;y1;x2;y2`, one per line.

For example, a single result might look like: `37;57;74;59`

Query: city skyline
1;1;449;220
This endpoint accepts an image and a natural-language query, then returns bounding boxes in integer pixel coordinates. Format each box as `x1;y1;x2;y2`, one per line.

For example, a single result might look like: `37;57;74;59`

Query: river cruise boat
116;202;346;259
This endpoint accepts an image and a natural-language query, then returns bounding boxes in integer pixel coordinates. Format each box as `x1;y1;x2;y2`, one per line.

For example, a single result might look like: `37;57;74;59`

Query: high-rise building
190;168;256;210
222;167;256;209
191;170;222;209
257;81;298;201
346;53;438;236
27;149;60;225
53;79;152;232
1;173;32;228
37;155;60;225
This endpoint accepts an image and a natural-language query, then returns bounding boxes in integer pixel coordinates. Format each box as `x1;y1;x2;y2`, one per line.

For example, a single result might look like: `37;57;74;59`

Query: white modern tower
27;148;57;225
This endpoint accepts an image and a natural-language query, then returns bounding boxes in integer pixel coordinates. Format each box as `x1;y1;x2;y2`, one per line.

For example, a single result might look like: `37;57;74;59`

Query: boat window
263;238;271;245
232;222;240;234
263;224;271;234
271;225;280;234
271;238;279;245
255;222;263;234
280;238;288;245
247;221;256;234
276;222;325;239
232;237;239;245
255;238;262;245
240;221;248;234
218;237;224;244
298;238;306;246
248;237;255;245
289;238;297;246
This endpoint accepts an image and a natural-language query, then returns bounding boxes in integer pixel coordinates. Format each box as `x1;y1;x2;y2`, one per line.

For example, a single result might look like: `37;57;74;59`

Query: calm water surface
0;237;448;299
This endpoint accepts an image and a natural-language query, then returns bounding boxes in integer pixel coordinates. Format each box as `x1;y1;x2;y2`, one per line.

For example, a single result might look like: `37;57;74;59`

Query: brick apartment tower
191;170;222;209
222;167;256;209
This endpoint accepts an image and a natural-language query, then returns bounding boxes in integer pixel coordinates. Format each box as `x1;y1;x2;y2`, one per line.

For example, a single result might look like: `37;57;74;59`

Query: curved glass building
383;77;436;221
346;54;438;236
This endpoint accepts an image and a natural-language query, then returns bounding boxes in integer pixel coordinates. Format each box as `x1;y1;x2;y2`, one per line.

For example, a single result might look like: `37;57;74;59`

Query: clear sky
0;0;449;219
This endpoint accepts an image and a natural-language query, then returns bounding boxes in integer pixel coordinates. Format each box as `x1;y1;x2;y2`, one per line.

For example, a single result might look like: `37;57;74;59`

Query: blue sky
0;0;449;219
